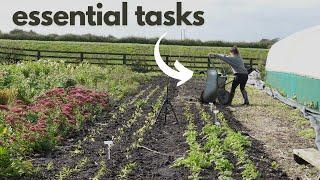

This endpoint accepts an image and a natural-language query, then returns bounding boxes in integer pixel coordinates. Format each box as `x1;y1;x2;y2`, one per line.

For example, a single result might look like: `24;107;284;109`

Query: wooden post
123;54;127;65
37;51;41;60
208;57;211;69
80;52;84;62
250;59;253;68
165;56;169;65
193;57;195;69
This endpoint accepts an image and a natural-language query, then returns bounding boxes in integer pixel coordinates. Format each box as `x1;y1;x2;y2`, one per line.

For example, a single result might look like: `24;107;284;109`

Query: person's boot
241;90;250;105
227;91;235;106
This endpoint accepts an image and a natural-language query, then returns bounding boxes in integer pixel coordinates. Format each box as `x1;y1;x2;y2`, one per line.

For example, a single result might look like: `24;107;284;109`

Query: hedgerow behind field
0;60;151;177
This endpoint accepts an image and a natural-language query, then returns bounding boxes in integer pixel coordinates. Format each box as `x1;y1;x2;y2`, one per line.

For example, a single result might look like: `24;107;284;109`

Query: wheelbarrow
200;57;233;105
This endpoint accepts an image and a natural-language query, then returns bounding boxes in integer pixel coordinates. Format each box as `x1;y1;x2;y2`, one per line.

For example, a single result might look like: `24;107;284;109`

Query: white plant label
104;141;114;160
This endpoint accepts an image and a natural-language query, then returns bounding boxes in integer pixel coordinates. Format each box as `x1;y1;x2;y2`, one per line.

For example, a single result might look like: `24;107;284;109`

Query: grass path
228;86;319;178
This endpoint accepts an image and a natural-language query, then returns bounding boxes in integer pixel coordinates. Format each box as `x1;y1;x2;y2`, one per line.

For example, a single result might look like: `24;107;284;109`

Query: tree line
0;29;278;49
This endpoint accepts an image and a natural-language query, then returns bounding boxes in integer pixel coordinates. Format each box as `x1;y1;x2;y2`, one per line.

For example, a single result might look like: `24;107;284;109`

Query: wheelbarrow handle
208;56;228;75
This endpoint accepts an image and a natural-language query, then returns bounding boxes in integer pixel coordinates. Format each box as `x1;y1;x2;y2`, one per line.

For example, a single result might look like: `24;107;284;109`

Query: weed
91;159;107;180
46;161;54;171
55;157;89;180
271;161;279;169
118;162;137;180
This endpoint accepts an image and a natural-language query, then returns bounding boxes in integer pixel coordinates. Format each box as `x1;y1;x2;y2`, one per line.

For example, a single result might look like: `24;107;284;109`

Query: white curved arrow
154;33;193;86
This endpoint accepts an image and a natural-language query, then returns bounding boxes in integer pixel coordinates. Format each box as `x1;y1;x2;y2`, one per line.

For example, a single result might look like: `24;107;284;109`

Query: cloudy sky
1;0;320;41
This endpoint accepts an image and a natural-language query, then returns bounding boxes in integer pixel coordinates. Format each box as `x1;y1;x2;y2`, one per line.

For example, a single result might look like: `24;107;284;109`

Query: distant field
0;39;268;59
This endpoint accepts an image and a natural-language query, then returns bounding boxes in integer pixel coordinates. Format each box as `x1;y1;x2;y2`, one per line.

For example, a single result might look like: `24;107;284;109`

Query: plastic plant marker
209;103;214;112
104;141;114;160
213;110;221;126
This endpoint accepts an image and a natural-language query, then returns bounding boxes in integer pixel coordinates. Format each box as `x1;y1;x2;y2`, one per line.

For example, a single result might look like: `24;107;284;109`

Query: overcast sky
1;0;320;41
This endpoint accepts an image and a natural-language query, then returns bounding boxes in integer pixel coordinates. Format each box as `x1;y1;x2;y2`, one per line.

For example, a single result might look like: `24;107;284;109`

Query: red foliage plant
2;87;108;146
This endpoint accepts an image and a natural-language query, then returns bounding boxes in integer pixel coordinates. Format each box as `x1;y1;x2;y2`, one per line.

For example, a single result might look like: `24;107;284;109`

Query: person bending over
209;46;249;105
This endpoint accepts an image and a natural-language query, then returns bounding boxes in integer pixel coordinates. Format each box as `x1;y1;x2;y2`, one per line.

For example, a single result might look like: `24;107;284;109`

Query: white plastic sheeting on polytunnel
266;25;320;79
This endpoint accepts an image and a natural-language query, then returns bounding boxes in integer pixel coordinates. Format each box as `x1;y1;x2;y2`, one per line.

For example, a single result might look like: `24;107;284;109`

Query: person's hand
209;53;218;58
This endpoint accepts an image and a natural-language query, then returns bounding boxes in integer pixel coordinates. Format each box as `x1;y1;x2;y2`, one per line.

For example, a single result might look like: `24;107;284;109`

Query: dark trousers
231;73;248;92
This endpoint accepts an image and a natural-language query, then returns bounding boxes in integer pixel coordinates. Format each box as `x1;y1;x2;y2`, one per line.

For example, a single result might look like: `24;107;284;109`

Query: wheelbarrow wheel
199;90;216;104
217;89;230;105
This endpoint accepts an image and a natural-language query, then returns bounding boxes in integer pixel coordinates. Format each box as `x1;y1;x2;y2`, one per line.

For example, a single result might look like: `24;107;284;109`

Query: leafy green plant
118;162;136;179
92;159;107;180
61;78;77;88
257;63;266;81
173;104;211;179
214;158;233;178
55;157;89;180
46;161;54;171
241;161;259;180
271;161;279;169
0;146;34;177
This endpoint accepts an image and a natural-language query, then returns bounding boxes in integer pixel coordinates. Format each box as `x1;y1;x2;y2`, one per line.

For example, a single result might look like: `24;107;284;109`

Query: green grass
0;39;268;59
231;86;315;140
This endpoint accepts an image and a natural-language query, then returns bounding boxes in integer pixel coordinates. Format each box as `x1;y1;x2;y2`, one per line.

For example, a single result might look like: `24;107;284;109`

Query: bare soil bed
25;76;318;179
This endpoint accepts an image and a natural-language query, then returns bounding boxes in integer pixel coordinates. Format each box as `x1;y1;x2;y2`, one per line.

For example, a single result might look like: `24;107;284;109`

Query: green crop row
217;112;260;180
125;88;166;155
174;103;259;179
113;86;160;143
173;104;211;179
118;88;166;178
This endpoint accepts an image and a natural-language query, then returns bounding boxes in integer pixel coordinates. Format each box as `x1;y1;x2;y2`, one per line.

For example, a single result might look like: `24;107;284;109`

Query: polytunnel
266;25;320;111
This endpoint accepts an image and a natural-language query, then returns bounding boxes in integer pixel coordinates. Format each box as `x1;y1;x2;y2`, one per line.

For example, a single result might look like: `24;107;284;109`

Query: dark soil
23;76;316;180
126;80;190;180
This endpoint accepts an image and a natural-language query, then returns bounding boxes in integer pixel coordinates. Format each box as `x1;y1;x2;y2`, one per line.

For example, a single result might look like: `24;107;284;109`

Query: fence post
80;52;84;62
193;57;196;69
37;51;41;60
207;57;211;68
250;59;253;68
165;56;169;65
123;54;127;65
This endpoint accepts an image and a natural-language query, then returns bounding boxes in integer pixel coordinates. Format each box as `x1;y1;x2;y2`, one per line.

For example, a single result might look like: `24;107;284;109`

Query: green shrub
257;63;266;81
0;60;150;101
